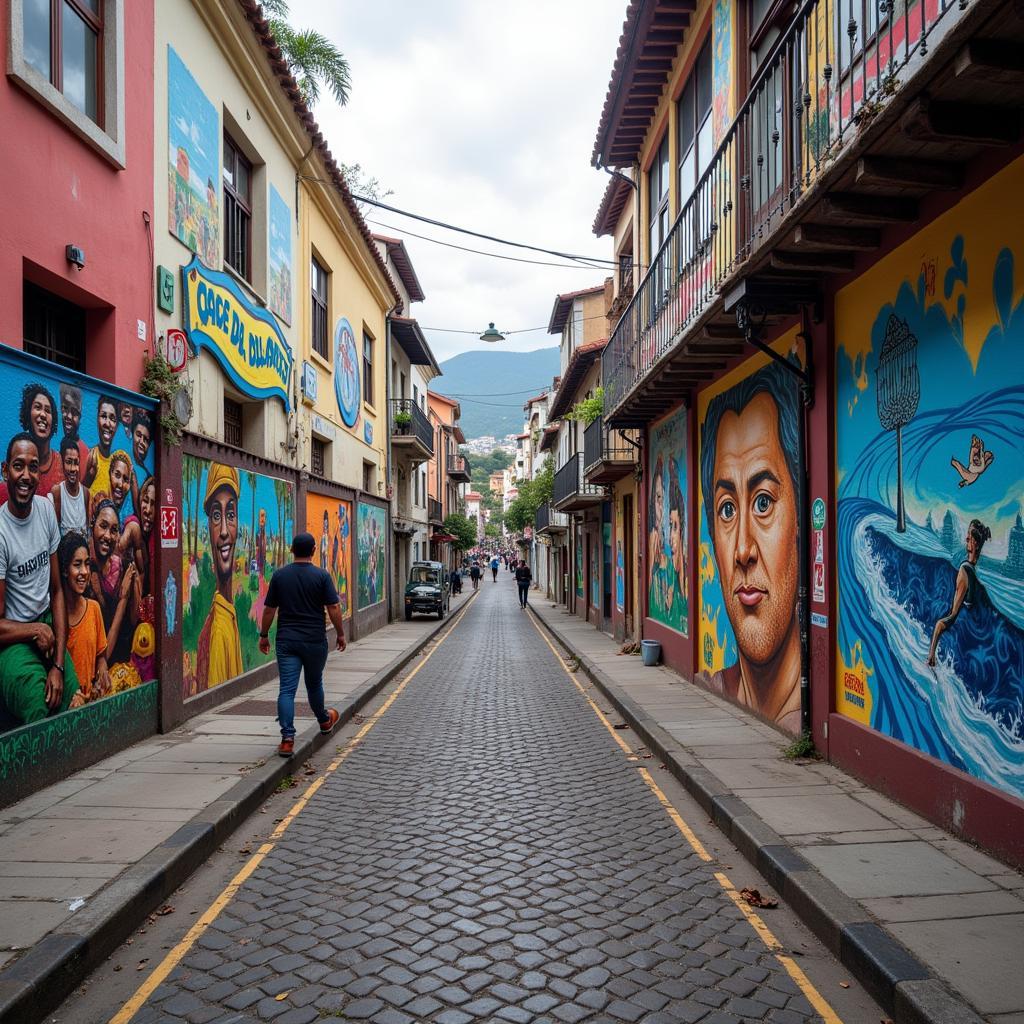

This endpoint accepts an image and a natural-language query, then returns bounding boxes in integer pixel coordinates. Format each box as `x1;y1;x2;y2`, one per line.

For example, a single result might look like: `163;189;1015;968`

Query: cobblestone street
85;584;865;1024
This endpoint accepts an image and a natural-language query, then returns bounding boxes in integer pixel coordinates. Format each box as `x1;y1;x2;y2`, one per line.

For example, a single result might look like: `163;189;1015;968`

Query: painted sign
835;154;1024;800
334;318;360;428
311;414;336;440
167;47;218;268
181;455;294;696
357;502;386;608
301;361;318;403
615;501;625;613
163;328;188;373
268;185;293;324
811;612;828;629
181;257;293;411
812;497;827;531
647;406;689;635
698;332;803;734
160;504;179;549
306;493;352;618
364;420;373;446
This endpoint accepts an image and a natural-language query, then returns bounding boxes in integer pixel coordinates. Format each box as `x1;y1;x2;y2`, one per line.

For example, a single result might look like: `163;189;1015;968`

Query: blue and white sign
364;420;373;445
333;317;360;428
301;360;318;403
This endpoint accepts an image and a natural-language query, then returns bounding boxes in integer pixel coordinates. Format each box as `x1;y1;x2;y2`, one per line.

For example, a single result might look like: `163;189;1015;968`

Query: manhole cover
216;699;315;717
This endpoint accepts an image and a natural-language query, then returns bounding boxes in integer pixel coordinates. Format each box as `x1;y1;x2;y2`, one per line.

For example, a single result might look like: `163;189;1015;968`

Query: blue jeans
276;638;330;739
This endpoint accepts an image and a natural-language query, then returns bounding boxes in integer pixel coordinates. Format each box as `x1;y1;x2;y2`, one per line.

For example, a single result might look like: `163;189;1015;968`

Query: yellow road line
529;609;844;1023
110;593;477;1024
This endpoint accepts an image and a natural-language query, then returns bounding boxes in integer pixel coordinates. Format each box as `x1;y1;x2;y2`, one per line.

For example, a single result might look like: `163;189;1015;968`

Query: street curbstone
777;868;869;955
841;921;931;1010
893;980;987;1024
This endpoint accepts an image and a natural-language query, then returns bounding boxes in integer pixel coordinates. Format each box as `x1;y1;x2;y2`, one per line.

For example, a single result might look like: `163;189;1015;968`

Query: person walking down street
469;561;481;591
259;532;346;758
515;560;532;609
490;554;500;582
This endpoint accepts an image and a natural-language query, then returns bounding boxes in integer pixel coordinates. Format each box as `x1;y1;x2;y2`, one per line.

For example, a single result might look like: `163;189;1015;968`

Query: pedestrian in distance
469;561;481;591
490;554;500;582
259;532;347;758
515;559;532;609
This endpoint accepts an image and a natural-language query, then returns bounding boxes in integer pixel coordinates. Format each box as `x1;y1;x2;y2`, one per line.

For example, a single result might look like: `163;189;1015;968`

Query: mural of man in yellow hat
196;462;242;688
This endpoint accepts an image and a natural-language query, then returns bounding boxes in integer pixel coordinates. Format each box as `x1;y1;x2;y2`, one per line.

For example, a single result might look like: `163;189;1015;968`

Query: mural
711;0;733;146
836;156;1024;800
356;503;386;609
615;501;625;613
168;46;218;268
334;318;360;429
575;528;584;599
647;407;689;635
698;337;802;733
181;456;294;696
306;492;352;619
268;185;293;325
0;350;157;737
590;532;600;610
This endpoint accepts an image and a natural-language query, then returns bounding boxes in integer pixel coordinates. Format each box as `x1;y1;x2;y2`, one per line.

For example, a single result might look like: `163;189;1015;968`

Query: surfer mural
835;157;1024;802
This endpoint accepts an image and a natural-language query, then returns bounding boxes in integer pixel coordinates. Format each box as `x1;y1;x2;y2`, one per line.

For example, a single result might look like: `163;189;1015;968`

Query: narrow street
59;581;879;1024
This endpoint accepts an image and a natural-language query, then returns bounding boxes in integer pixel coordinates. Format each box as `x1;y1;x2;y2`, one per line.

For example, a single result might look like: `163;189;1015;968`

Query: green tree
261;0;351;107
503;458;553;533
443;513;477;555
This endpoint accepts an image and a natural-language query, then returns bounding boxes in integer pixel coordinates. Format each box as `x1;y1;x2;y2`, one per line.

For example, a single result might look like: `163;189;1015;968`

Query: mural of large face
207;486;238;584
3;437;40;515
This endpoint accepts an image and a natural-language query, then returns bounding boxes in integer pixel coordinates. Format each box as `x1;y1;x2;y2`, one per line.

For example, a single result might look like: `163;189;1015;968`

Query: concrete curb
531;609;983;1024
0;592;477;1024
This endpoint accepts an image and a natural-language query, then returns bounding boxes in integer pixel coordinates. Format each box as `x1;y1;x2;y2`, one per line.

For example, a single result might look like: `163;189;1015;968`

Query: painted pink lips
735;586;767;608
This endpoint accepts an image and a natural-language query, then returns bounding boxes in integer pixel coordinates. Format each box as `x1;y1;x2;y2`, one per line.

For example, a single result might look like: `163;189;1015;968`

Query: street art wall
647;407;689;635
268;185;293;325
575;527;584;600
181;455;294;696
167;46;218;268
697;332;802;733
0;349;158;797
836;155;1024;801
306;492;352;619
356;502;386;609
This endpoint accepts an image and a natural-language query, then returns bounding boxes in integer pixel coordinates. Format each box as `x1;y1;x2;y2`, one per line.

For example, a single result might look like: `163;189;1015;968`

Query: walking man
259;532;346;758
469;561;481;591
515;559;532;609
490;554;500;582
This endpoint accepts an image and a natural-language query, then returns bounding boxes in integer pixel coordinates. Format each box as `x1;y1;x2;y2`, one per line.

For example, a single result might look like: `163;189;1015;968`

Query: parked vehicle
404;560;449;620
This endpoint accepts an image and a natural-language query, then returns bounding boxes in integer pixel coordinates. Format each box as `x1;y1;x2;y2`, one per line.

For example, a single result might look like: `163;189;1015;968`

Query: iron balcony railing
552;453;605;509
603;0;968;416
389;398;433;455
583;416;635;475
428;497;443;524
535;502;569;534
447;453;470;479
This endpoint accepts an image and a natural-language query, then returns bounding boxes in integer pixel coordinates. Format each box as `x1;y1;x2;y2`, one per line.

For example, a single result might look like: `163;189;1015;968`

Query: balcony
603;0;1005;425
447;453;471;483
535;502;569;535
552;453;605;512
583;416;637;485
428;497;443;526
390;398;433;462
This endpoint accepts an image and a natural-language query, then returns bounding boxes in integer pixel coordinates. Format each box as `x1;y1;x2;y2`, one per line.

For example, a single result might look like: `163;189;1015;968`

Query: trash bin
641;640;661;666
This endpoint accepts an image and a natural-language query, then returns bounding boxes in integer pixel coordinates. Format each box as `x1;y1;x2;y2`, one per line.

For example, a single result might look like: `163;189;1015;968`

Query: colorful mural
590;532;600;610
268;185;293;325
647;407;689;635
836;156;1024;800
711;0;733;146
615;501;625;613
167;46;218;268
0;350;157;736
181;456;294;696
306;493;352;619
575;528;584;599
357;503;386;609
334;318;360;429
698;335;802;733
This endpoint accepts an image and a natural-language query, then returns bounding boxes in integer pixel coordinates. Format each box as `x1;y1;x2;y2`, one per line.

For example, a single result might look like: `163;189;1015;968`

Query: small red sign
160;505;179;549
163;329;188;373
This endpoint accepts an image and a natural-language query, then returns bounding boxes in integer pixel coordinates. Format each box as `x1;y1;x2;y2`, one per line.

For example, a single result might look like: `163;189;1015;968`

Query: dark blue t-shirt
265;562;340;644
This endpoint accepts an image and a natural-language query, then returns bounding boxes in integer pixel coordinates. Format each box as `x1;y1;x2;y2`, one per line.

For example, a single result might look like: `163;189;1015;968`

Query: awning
430;533;456;543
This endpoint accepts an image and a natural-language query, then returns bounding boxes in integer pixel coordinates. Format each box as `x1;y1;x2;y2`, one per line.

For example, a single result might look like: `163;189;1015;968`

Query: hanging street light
479;322;505;343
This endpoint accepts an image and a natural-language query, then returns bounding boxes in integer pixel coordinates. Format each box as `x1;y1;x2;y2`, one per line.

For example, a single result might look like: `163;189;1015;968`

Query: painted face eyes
718;499;736;523
754;493;774;516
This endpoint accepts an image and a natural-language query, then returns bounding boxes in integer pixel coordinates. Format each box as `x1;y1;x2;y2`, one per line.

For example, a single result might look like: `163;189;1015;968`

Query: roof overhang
547;286;606;335
547;340;607;420
539;425;559;452
373;234;426;303
593;174;633;237
390;316;440;374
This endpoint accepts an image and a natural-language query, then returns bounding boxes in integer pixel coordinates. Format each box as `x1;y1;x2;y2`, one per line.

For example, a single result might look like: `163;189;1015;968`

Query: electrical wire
423;311;610;336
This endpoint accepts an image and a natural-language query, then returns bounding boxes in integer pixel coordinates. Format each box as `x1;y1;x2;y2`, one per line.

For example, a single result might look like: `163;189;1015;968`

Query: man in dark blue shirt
259;532;347;758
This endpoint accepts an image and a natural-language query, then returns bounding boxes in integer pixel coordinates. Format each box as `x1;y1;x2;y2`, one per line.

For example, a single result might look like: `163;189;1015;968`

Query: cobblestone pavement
130;586;831;1024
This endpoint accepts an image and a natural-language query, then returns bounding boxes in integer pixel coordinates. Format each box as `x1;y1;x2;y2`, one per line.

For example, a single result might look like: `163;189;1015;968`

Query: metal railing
553;453;605;508
535;502;569;533
428;496;443;524
447;453;470;477
583;416;635;473
389;398;433;455
603;0;968;415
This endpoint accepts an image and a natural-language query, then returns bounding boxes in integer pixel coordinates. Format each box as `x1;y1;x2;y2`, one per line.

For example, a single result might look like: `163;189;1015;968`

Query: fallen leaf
839;981;850;989
612;722;630;730
156;905;174;916
239;847;252;855
113;965;122;972
136;959;149;971
275;991;290;1001
739;887;778;909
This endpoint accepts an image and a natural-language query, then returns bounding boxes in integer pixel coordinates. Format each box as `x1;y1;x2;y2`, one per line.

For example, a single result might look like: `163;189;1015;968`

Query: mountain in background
434;347;560;441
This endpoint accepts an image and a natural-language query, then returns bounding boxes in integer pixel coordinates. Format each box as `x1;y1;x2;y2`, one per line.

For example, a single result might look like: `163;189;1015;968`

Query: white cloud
288;0;625;363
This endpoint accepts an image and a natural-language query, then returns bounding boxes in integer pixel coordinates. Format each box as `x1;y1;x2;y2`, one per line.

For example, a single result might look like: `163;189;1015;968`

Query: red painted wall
0;3;155;389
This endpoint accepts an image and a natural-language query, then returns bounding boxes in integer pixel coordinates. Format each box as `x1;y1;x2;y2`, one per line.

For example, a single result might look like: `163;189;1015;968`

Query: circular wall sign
333;317;360;428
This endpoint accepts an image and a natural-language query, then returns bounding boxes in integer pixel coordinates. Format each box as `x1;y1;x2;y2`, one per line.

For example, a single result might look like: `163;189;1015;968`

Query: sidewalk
0;590;474;1024
531;601;1024;1024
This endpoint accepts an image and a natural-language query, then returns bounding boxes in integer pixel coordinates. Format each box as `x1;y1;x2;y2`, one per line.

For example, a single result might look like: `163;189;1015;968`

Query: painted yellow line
529;609;844;1023
109;593;477;1024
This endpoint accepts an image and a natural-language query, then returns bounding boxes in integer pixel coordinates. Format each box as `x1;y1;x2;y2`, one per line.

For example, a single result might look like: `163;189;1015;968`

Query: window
647;133;671;260
223;396;243;448
23;0;103;125
223;134;252;281
311;256;328;359
311;437;326;477
677;42;713;206
363;330;374;407
362;461;375;493
23;281;86;372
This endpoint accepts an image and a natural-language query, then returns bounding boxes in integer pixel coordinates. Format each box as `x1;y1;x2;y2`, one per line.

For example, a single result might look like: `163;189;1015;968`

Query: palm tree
260;0;351;107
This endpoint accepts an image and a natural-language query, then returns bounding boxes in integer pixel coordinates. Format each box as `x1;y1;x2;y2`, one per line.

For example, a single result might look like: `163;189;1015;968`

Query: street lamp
479;322;505;343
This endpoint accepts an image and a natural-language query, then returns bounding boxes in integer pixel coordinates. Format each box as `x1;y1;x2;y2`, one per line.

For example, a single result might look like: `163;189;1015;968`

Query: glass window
223;134;252;281
23;281;86;373
647;133;671;258
677;40;713;206
363;331;374;406
223;397;243;449
311;437;326;477
24;0;51;80
311;256;328;359
62;2;98;122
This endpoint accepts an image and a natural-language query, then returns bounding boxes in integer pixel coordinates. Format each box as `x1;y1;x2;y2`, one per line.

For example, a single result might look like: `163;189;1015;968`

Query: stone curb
0;592;477;1024
531;609;983;1024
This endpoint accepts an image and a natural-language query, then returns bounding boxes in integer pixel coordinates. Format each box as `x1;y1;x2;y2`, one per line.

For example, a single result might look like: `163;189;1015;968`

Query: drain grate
216;699;315;717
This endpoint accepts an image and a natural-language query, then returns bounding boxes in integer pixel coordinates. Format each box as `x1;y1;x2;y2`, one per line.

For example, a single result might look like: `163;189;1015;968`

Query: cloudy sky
290;0;626;365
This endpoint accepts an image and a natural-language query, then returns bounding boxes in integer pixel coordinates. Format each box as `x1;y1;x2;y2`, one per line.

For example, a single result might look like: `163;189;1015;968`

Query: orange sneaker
320;708;340;734
278;738;294;758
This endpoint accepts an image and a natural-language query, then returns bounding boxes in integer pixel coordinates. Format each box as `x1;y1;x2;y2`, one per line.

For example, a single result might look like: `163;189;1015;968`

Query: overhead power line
422;311;610;336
